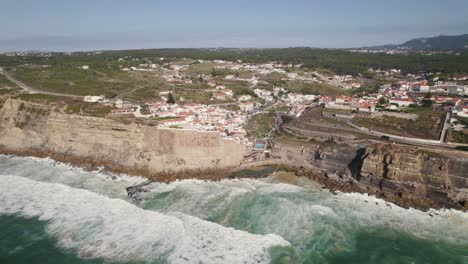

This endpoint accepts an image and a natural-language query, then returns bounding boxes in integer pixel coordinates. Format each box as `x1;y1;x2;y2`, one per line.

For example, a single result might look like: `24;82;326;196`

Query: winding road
0;69;83;99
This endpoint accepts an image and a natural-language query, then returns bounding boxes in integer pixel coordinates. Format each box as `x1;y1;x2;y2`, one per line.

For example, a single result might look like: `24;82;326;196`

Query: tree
378;97;387;105
167;93;175;104
422;93;433;107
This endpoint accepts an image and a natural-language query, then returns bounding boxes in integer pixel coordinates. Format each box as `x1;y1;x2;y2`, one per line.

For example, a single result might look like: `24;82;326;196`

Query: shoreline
0;146;465;212
0;146;232;182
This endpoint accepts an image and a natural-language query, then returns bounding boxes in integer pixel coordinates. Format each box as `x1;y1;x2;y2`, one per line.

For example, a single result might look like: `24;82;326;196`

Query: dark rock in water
126;180;154;202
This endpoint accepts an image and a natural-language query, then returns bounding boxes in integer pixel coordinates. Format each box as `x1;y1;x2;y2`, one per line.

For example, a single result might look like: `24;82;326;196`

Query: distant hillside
363;34;468;51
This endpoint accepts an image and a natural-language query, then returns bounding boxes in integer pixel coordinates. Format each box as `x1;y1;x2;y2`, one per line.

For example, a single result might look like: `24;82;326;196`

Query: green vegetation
15;66;132;97
23;106;51;116
449;130;468;144
234;87;257;98
183;62;216;74
18;102;26;111
455;146;468;151
103;48;468;75
287;82;342;96
323;108;354;115
354;109;446;139
153;116;178;120
0;74;17;89
166;92;175;104
454;116;468;126
281;115;294;124
262;72;287;86
245;113;274;138
9;66;172;102
65;101;82;114
2;48;467;79
15;93;67;103
65;100;111;117
254;114;274;138
0;74;20;95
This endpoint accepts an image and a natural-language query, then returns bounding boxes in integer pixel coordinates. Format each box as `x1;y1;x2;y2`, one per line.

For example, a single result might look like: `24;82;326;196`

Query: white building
389;98;416;107
83;95;104;103
420;85;430;92
239;102;255;112
238;95;253;102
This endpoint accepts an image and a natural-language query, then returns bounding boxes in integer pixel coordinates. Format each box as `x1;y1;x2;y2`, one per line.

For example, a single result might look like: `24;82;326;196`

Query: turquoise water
0;155;467;263
0;216;105;264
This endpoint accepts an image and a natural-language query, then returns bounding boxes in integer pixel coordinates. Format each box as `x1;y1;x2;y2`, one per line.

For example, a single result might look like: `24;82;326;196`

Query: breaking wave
0;175;290;263
1;155;467;263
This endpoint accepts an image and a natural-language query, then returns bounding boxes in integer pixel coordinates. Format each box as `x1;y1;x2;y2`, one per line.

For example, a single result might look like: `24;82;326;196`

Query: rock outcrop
357;144;468;210
272;136;468;210
0;99;246;177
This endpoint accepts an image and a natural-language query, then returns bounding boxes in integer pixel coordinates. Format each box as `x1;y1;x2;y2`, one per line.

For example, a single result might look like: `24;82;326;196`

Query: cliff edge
0;98;247;177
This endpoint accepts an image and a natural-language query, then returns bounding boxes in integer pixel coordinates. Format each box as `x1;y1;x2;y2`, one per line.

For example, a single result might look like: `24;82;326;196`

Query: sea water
0;155;467;264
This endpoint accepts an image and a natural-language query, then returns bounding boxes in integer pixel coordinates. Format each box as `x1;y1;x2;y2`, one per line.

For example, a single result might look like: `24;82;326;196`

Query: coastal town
3;52;467;149
65;57;468;148
2;2;468;264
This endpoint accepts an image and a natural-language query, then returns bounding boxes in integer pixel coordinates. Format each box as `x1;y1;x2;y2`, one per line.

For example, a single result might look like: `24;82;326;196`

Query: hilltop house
110;108;134;115
389;98;416;107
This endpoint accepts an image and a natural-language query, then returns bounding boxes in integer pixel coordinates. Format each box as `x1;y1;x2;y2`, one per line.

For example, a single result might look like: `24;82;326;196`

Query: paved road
439;111;452;143
346;119;468;148
0;70;83;99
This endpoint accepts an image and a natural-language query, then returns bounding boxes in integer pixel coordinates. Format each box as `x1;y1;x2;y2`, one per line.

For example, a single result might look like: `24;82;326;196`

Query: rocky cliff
0;99;246;177
272;136;468;210
356;144;468;209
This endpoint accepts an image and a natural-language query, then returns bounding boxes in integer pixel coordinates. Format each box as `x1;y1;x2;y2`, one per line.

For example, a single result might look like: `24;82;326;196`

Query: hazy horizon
1;0;468;52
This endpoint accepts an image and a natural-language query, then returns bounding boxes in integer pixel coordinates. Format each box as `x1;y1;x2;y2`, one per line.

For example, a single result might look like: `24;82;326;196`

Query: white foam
141;178;303;219
145;178;468;254
0;154;145;199
0;175;290;263
330;192;468;244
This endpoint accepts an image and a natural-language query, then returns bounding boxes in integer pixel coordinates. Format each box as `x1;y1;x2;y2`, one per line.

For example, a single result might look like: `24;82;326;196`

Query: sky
0;0;468;51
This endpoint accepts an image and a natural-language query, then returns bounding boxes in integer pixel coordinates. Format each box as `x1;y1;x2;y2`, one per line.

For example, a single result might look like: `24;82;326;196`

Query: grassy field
65;100;111;117
449;130;468;144
454;116;468;126
286;81;342;96
244;113;275;138
354;109;446;139
323;108;354;115
15;93;71;104
11;66;131;97
182;62;216;74
10;66;173;103
13;94;111;117
261;72;287;85
9;64;243;105
0;74;19;93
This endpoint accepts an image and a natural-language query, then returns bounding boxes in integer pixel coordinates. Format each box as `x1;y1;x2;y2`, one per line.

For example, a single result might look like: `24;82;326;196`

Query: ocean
0;154;467;264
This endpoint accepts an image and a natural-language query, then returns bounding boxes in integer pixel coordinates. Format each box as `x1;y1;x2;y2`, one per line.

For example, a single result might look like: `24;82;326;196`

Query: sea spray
0;175;291;263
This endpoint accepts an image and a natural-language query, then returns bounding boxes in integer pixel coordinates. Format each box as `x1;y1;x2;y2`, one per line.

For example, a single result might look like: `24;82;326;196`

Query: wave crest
0;175;290;263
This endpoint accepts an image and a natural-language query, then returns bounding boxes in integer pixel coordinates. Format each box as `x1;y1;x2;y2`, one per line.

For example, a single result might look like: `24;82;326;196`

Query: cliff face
0;99;246;175
357;144;468;209
272;136;468;210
